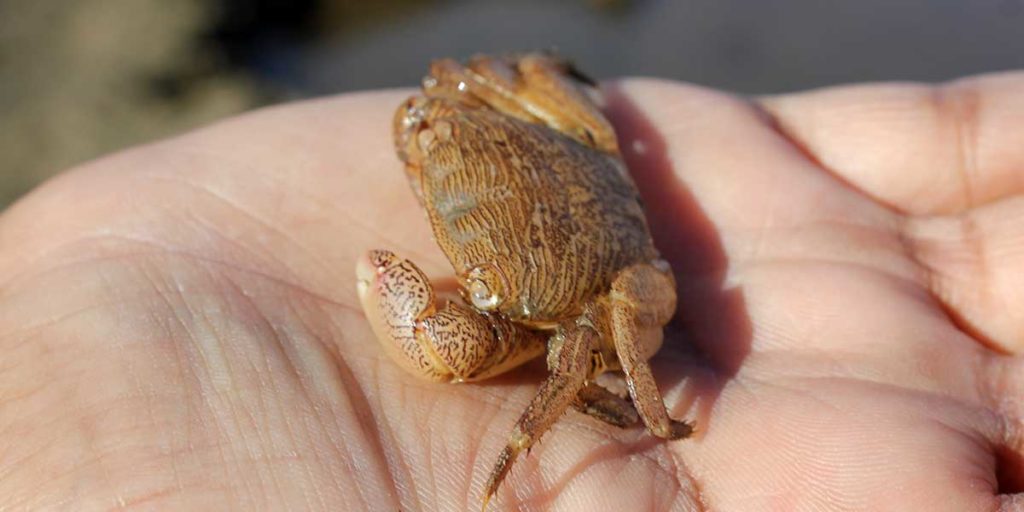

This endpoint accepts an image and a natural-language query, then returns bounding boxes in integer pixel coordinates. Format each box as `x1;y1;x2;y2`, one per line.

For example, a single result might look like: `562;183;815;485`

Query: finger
905;195;1024;353
602;79;923;375
759;71;1024;215
604;79;887;237
602;78;906;298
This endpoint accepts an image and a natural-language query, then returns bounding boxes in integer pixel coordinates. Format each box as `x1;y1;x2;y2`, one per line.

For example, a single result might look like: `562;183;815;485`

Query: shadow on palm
603;84;752;433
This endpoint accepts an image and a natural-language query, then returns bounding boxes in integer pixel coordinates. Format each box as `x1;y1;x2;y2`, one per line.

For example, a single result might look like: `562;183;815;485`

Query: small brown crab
355;53;693;506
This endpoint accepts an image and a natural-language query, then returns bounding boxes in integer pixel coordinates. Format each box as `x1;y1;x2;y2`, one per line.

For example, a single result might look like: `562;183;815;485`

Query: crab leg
356;250;546;382
483;321;596;507
422;54;619;155
470;53;620;154
572;382;639;428
609;262;695;440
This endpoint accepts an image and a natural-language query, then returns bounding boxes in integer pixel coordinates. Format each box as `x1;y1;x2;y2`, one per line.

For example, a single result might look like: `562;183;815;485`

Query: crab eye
464;264;506;311
468;279;499;310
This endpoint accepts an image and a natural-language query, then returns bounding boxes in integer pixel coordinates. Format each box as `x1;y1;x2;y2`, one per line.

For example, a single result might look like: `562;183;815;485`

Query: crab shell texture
393;57;662;328
358;54;693;506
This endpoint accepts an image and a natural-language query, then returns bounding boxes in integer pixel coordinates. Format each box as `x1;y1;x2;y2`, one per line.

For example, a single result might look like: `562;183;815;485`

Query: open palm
2;74;1023;511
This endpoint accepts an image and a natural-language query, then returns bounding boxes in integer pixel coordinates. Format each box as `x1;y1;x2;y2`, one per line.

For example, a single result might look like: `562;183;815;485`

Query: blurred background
2;0;1022;209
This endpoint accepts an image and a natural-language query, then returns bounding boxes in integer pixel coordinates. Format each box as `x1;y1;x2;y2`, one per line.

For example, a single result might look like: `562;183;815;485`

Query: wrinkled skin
3;73;1024;511
358;55;692;504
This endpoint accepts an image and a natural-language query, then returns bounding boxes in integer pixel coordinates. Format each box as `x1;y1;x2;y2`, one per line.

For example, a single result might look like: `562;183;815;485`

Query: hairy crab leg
608;262;695;440
356;250;546;382
483;321;596;508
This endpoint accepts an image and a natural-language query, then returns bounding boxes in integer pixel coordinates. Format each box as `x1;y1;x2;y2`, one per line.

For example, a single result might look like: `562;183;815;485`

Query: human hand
1;73;1023;511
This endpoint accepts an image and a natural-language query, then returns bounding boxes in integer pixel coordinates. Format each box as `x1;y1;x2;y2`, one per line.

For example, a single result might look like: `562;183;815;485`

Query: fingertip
758;71;1024;215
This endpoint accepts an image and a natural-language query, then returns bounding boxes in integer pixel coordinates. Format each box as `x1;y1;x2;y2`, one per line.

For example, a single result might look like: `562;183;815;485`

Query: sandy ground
0;0;262;208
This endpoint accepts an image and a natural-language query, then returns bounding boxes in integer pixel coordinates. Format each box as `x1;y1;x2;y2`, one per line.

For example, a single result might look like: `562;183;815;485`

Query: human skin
1;74;1024;511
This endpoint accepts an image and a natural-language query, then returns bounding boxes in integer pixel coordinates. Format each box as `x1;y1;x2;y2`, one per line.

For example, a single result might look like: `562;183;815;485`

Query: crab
355;53;693;507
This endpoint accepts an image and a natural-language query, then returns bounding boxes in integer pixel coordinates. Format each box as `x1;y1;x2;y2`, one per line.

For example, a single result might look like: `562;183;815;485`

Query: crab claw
357;250;547;383
356;250;452;381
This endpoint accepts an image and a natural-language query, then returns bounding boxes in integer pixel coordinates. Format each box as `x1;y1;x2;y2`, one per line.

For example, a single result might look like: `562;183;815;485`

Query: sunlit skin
2;71;1024;511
